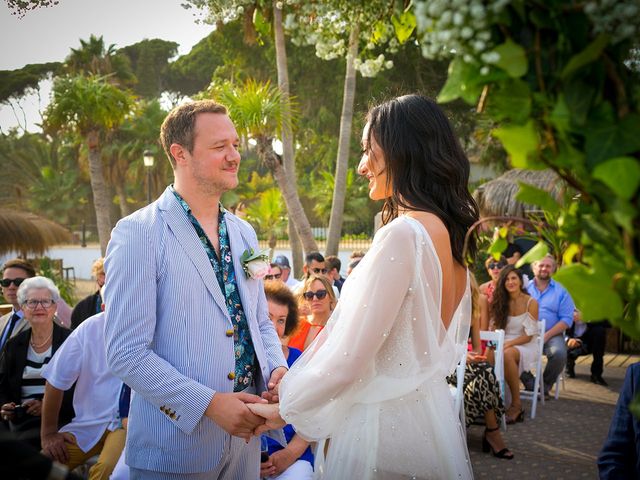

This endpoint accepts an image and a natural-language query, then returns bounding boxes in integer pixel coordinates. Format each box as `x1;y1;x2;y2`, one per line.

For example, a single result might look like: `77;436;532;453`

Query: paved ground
469;354;638;479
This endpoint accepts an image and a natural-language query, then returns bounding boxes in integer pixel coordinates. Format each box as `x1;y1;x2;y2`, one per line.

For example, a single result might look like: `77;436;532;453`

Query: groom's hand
205;392;267;441
262;366;288;403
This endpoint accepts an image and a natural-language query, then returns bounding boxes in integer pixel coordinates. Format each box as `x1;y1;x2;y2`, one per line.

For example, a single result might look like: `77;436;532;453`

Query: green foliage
45;74;134;135
37;257;75;305
424;1;640;337
65;35;135;87
0;62;62;102
119;39;179;99
244;187;287;250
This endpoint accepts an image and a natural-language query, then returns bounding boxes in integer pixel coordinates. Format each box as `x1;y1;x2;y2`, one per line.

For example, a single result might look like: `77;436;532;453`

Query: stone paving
469;354;638;479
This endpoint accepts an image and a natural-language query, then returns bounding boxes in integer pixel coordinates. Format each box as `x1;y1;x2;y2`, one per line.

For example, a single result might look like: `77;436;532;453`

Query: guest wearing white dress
249;94;479;479
489;265;539;424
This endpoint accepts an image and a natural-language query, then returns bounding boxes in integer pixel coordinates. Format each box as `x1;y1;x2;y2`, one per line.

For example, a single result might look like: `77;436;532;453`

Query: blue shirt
526;278;575;332
171;186;257;392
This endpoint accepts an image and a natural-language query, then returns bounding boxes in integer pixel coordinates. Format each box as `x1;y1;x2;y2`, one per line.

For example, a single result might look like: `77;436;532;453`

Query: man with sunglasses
0;259;36;352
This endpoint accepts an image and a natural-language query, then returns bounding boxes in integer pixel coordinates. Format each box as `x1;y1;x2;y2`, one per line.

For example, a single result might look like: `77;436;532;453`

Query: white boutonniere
240;248;270;279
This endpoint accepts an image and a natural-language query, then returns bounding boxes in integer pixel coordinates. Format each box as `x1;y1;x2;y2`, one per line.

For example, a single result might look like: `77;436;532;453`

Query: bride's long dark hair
366;94;479;265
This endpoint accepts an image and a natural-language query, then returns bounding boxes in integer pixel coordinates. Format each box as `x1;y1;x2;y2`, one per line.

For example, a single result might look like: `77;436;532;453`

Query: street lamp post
143;150;154;204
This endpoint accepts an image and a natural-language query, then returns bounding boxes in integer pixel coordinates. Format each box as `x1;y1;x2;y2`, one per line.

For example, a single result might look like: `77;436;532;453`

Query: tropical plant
244;187;287;255
410;1;640;342
65;34;135;87
44;74;134;254
205;78;319;253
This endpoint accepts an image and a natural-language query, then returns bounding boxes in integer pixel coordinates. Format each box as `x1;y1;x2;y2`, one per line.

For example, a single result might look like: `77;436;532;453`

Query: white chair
480;329;507;430
519;319;546;419
450;349;467;429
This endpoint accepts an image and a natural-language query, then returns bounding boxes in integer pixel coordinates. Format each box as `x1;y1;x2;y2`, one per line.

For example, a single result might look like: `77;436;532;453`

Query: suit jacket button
226;329;234;337
228;372;236;380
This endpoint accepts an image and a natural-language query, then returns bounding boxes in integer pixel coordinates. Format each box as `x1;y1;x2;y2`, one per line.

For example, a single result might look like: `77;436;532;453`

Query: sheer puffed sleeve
278;220;419;440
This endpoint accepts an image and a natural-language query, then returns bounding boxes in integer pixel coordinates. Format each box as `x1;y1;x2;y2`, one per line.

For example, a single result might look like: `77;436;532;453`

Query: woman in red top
287;275;337;351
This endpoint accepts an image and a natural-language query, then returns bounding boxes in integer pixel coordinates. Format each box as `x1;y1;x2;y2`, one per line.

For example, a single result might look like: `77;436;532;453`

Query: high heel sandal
482;426;514;460
505;407;525;425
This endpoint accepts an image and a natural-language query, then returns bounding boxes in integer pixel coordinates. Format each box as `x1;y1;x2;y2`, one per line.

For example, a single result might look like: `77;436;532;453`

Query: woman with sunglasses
0;276;74;448
480;256;507;304
287;275;336;351
249;95;478;479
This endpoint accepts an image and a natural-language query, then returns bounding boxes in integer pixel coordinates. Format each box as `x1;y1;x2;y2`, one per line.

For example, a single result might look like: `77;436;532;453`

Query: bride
251;94;479;479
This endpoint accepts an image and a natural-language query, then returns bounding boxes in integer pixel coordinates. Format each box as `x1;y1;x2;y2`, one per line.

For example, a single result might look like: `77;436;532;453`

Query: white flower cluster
584;0;640;44
285;1;398;78
354;55;394;77
413;0;511;63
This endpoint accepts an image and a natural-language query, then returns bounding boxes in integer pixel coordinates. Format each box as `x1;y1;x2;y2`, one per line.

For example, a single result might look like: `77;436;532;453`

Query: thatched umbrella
0;209;71;257
473;169;565;218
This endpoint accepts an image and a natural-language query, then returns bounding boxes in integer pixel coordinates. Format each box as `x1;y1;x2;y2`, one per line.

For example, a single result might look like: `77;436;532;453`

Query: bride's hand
246;403;286;434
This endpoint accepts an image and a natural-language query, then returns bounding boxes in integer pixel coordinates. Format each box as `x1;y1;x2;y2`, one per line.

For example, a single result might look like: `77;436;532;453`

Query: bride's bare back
405;211;468;330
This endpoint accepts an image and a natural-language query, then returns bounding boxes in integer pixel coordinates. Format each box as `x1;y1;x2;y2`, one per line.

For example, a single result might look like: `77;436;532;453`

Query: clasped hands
205;367;287;441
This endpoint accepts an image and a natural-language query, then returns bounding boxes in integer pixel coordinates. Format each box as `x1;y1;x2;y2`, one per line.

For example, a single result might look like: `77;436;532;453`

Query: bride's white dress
279;216;473;479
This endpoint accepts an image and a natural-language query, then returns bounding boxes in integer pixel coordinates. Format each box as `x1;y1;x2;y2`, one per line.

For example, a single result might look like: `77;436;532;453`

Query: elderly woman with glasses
479;256;507;304
0;276;74;448
287;275;337;351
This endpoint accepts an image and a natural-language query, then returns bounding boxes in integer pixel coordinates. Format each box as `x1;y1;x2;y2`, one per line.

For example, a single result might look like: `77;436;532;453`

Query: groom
104;100;287;479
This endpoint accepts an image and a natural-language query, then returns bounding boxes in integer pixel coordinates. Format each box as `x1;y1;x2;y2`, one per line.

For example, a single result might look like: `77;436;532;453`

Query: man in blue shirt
526;254;575;395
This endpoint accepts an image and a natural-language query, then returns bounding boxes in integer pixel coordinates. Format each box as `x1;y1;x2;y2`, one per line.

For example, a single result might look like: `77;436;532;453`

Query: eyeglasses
303;289;328;301
488;262;507;270
265;273;282;280
23;299;55;309
0;278;26;288
311;268;328;275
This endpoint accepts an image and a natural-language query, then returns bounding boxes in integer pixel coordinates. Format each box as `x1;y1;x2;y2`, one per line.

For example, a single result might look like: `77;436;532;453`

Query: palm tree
66;34;135;87
208;79;319;254
45;74;133;255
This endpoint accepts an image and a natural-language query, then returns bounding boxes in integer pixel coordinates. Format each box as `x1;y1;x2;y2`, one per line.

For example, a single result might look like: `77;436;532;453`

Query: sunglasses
265;273;282;280
488;262;507;270
311;268;328;275
24;299;55;309
303;289;328;301
0;278;26;287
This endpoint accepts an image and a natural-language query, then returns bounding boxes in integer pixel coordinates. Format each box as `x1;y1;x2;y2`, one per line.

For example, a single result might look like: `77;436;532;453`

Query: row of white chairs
452;319;564;427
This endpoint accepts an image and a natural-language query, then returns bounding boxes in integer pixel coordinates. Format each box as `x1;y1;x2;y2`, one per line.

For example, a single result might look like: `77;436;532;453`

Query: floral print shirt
171;186;256;391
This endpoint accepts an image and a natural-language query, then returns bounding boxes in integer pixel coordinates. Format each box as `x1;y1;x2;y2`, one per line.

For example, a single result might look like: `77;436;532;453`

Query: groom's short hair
160;100;228;168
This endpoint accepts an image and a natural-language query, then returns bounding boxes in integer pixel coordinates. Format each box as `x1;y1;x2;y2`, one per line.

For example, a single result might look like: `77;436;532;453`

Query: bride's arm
278;222;418;439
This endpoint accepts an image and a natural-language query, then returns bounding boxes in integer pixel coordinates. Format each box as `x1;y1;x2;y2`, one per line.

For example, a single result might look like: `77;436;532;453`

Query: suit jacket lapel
158;189;230;322
226;217;257;320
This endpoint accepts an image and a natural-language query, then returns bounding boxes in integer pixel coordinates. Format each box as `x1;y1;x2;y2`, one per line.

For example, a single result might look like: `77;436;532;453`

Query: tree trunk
86;130;113;255
115;181;129;218
288;219;303;279
273;2;317;255
256;137;318;255
326;25;359;256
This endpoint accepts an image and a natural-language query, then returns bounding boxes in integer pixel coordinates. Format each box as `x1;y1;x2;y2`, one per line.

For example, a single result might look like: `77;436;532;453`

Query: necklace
30;331;53;349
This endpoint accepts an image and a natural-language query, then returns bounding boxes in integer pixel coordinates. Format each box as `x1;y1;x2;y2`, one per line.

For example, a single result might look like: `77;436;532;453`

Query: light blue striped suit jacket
104;187;287;474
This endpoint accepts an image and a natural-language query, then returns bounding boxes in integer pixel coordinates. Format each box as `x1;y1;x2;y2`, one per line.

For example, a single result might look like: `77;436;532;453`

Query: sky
0;0;213;132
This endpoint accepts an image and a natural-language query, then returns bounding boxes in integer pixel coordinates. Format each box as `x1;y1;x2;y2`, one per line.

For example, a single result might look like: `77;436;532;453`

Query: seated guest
0;259;37;350
0;276;74;448
490;265;539;424
71;258;105;329
273;255;300;290
598;362;640;479
301;252;327;280
288;275;336;351
40;304;124;480
265;263;283;282
566;313;609;385
447;276;512;459
479;256;507;304
261;281;314;479
325;255;345;293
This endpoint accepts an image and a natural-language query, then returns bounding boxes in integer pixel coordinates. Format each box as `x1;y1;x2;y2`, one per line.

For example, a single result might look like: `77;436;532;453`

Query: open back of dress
279;216;473;479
